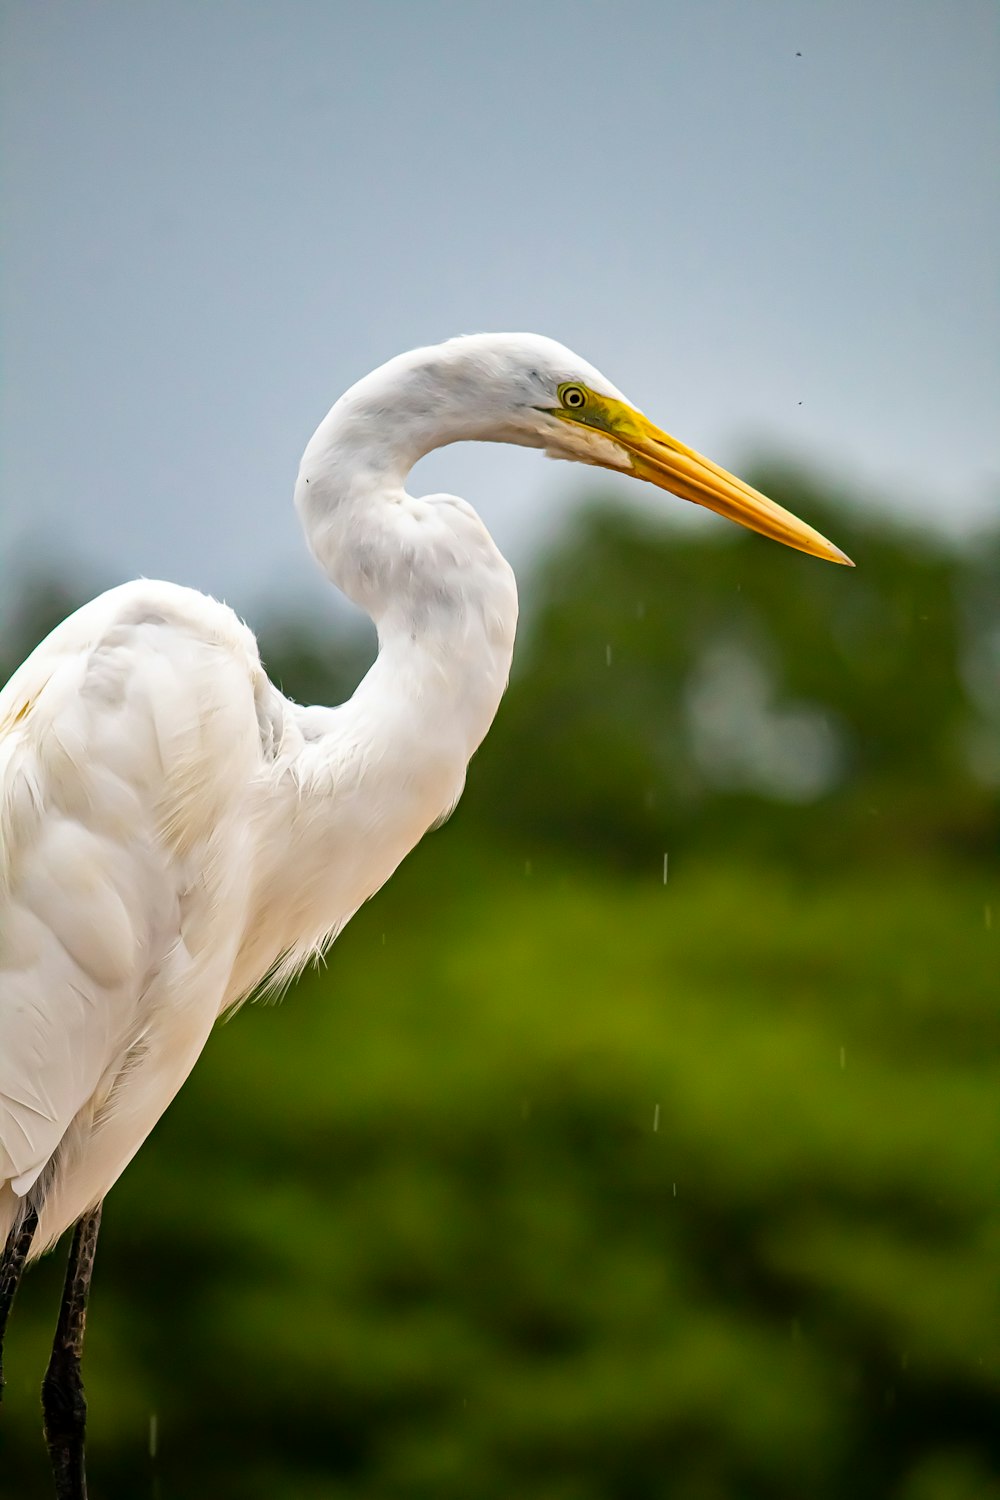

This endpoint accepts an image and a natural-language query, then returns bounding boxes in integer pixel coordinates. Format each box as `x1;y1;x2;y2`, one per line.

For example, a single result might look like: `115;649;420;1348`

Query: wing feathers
1;581;266;1218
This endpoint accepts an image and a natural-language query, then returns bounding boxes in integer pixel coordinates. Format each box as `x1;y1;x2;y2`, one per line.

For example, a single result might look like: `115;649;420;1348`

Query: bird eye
560;384;587;410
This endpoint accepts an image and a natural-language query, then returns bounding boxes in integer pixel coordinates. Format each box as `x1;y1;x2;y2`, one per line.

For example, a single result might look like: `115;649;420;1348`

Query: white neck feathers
292;338;521;762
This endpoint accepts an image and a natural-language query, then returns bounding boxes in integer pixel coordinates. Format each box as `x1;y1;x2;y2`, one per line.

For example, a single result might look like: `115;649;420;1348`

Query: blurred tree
1;467;997;1499
5;853;997;1500
465;467;999;872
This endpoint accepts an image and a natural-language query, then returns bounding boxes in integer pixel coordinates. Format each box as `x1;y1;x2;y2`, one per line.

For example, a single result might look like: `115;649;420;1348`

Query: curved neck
294;342;535;609
292;345;520;762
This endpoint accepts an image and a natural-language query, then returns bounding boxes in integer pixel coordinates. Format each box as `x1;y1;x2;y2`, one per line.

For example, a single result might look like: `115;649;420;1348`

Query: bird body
1;558;516;1256
0;335;850;1495
1;340;554;1257
2;579;286;1252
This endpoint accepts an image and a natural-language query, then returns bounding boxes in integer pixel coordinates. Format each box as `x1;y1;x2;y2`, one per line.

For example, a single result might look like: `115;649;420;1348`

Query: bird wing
0;580;270;1199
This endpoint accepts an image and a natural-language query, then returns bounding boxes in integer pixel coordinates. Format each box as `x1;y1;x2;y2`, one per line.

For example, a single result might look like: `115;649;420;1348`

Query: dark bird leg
0;1204;39;1404
42;1203;103;1500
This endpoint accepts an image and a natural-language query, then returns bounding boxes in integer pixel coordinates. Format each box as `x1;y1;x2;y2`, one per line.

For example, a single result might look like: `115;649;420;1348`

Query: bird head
446;332;853;567
306;332;852;568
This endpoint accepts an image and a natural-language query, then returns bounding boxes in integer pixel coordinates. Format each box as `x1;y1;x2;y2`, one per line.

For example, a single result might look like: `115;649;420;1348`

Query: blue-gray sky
2;1;997;632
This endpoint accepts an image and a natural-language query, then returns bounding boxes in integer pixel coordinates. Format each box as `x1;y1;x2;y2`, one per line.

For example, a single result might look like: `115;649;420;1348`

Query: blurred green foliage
469;468;1000;871
1;465;998;1498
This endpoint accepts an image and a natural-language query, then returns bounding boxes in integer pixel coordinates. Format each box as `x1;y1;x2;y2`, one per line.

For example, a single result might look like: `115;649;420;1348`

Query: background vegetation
2;466;998;1498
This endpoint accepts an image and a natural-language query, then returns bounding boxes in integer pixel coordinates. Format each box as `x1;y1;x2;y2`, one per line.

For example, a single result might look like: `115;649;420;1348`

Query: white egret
0;333;850;1496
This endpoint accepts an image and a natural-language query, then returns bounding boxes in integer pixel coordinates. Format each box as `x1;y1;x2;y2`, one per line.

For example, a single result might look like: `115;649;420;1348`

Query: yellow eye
560;384;587;411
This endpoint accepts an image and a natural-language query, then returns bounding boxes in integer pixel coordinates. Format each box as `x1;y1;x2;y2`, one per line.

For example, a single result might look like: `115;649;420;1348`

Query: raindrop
672;1182;677;1197
605;643;612;666
149;1413;158;1459
662;853;669;884
653;1103;660;1133
985;905;993;931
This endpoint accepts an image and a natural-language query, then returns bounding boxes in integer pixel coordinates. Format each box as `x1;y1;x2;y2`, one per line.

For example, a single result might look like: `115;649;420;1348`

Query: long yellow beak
566;395;853;567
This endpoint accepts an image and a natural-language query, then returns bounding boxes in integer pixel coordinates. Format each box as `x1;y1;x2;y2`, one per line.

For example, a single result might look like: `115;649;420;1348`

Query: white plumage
0;584;267;1244
0;332;848;1263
